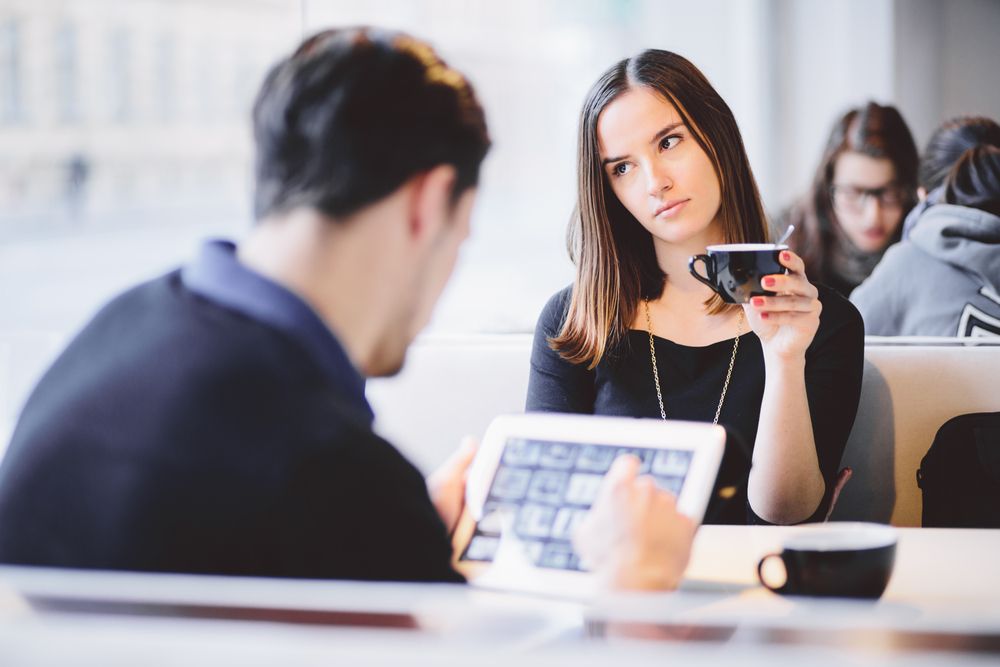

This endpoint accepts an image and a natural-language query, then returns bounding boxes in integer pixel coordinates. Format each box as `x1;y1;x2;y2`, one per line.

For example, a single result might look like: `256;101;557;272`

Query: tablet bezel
451;413;726;596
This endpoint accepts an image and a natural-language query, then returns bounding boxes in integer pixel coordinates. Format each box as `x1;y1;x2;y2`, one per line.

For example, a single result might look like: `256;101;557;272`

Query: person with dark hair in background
526;50;864;527
901;116;1000;239
779;102;919;297
852;117;1000;338
0;27;696;591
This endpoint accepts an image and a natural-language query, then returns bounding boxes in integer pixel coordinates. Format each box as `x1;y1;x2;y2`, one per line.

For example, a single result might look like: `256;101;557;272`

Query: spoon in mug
776;224;795;246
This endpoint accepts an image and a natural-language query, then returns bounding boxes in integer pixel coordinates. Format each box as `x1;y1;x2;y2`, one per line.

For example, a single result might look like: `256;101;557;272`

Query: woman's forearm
748;353;825;524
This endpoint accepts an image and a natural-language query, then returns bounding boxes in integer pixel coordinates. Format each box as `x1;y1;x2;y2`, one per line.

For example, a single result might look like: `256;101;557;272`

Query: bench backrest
367;336;1000;527
831;341;1000;526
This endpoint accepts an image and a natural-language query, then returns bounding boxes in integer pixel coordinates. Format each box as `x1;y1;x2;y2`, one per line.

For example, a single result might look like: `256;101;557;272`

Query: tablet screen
458;437;694;571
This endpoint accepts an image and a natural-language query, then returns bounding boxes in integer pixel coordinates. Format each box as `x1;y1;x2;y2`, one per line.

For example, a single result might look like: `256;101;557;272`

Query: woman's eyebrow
650;122;685;145
601;122;685;166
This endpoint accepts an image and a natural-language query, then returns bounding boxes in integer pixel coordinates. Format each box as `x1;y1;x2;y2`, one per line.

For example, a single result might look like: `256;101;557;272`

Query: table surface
1;525;998;665
688;525;1000;602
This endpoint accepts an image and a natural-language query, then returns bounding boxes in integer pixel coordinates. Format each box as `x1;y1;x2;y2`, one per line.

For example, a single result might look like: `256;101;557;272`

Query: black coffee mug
688;244;789;304
756;523;897;599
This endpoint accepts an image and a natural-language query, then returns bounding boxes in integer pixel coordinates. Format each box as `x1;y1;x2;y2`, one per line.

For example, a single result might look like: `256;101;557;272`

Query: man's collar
181;239;373;423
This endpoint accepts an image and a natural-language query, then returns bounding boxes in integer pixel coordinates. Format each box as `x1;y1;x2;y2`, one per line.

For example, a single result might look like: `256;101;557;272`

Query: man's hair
251;27;491;221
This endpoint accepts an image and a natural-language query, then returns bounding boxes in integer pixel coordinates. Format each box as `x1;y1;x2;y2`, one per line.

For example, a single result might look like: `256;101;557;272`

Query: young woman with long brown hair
526;50;864;525
780;102;919;297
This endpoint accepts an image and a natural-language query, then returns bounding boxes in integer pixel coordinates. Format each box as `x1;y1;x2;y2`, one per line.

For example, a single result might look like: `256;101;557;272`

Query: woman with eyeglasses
778;102;919;298
851;117;1000;337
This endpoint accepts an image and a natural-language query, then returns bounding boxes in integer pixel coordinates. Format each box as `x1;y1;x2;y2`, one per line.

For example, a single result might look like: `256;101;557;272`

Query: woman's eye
613;163;630;176
660;135;681;150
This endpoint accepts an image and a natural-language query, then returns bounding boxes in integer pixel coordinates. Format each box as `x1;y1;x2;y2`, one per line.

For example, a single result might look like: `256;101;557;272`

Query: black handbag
917;412;1000;528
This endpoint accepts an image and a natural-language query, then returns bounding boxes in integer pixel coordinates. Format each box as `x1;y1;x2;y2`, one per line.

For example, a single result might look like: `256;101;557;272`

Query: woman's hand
744;250;821;362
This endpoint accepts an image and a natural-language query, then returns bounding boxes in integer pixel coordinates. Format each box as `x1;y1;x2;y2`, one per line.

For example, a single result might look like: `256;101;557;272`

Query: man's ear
408;165;457;242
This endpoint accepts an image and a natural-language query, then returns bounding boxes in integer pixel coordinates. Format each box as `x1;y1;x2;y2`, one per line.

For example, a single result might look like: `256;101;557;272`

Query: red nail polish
752;297;765;307
781;251;791;261
760;312;770;319
763;277;775;287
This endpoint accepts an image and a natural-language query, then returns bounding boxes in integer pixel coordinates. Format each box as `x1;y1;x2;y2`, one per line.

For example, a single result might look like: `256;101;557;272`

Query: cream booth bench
367;336;1000;528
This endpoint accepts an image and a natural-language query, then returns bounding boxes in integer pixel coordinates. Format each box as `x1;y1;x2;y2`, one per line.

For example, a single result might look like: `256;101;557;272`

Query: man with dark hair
0;28;694;588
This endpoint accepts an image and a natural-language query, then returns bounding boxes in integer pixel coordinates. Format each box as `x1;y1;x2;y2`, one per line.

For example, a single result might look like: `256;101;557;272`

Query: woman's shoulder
536;284;574;333
815;282;864;342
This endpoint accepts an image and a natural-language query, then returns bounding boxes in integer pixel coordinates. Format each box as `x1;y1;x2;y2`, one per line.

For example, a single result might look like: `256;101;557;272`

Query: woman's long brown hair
784;102;918;280
550;50;770;369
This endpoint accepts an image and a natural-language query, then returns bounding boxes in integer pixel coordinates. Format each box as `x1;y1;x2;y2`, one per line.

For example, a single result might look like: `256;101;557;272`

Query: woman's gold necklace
643;298;742;424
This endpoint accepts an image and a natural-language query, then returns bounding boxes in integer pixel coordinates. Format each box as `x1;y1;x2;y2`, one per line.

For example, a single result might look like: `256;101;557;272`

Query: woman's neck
651;228;723;300
641;226;742;345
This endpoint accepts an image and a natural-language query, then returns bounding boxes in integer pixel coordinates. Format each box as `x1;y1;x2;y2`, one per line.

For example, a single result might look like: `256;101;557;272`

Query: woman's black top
525;285;864;524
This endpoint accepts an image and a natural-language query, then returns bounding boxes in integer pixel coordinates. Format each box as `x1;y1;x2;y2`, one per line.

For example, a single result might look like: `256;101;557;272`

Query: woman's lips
654;199;690;218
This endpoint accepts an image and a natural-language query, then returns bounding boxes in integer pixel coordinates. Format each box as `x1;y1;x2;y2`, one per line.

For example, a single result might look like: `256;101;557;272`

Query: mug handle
688;254;716;290
757;552;789;594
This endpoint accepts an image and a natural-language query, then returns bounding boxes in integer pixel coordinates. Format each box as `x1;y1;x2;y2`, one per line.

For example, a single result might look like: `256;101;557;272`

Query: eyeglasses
830;184;906;212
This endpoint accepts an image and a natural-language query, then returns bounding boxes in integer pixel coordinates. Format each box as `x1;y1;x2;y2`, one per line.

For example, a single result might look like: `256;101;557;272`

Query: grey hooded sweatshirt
851;203;1000;337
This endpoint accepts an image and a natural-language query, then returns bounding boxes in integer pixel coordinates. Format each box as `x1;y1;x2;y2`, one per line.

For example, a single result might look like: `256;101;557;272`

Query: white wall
766;0;1000;212
896;0;1000;149
770;0;896;212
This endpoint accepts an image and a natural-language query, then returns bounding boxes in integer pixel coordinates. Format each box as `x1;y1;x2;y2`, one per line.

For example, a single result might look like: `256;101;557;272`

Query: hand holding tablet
426;436;479;534
451;414;726;597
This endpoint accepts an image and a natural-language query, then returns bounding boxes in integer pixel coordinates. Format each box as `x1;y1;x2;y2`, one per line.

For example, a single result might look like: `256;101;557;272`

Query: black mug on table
688;243;789;304
756;522;898;599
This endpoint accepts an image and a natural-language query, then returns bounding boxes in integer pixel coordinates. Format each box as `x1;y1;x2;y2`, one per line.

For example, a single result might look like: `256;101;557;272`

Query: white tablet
452;413;726;597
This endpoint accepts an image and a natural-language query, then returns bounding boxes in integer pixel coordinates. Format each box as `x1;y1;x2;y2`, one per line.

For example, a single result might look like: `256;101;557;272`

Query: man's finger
442;436;478;473
605;454;640;488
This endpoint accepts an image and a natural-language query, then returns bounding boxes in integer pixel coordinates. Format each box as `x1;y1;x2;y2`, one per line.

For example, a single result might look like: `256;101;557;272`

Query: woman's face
597;86;722;250
830;151;905;253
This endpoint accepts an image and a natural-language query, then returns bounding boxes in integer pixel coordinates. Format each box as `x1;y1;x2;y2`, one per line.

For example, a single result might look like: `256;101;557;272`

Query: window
154;32;176;124
55;21;79;124
107;27;131;122
0;19;21;124
0;3;296;337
